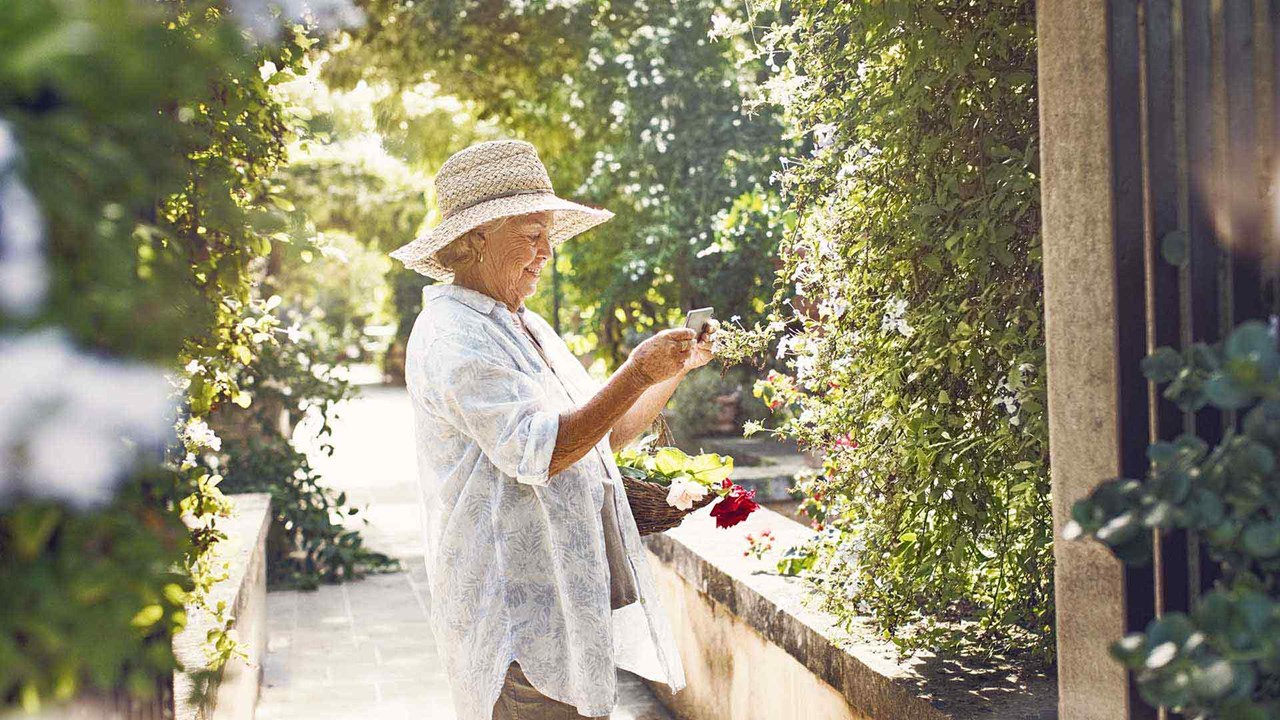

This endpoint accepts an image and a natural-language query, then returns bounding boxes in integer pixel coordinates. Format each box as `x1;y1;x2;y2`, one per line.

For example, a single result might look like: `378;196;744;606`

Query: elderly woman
389;140;718;720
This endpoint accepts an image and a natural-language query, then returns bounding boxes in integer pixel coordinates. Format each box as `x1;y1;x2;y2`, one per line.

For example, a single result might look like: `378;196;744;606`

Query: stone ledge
172;492;272;720
641;504;1055;720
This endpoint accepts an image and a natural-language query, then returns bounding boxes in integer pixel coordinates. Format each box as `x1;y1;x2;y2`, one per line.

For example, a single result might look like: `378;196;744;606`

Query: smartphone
683;307;715;338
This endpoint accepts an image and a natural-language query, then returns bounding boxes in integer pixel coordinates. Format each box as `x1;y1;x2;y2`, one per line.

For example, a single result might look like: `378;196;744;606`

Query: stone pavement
255;383;674;720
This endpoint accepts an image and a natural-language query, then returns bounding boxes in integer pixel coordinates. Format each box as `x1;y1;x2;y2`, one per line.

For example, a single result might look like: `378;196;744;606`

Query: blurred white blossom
708;11;749;41
0;331;173;509
993;362;1036;427
227;0;365;42
0;121;48;318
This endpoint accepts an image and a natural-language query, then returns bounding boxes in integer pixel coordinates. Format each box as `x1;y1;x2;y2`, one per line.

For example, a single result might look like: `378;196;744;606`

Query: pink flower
833;432;857;449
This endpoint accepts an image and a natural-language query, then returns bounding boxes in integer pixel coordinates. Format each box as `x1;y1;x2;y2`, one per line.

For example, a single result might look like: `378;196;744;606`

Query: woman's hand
685;318;719;371
625;328;696;385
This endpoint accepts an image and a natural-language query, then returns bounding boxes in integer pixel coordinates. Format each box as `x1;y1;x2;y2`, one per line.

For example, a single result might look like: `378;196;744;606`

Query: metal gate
1107;1;1279;716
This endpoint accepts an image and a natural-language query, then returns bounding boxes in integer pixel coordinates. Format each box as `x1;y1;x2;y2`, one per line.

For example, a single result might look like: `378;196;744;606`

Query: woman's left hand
684;318;719;371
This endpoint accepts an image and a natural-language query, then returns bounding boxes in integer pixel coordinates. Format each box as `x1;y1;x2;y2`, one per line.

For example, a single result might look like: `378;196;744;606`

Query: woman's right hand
625;328;696;385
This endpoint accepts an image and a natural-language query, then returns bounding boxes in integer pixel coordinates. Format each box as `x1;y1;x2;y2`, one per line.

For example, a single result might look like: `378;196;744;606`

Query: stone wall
641;506;1055;720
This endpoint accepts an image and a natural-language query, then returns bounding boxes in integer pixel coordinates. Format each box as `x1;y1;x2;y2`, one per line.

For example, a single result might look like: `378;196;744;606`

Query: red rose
711;483;760;529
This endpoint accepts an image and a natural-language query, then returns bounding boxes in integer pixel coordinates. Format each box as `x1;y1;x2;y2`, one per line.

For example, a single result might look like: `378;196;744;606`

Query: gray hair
434;215;515;272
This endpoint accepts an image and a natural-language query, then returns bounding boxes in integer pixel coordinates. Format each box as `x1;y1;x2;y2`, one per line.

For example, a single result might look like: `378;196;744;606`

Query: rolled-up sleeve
422;332;560;485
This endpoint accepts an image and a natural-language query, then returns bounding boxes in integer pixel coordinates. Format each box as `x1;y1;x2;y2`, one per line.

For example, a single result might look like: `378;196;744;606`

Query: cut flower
711;482;760;529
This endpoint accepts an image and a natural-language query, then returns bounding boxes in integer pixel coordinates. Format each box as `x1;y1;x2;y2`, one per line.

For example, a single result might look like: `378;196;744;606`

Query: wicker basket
623;412;720;536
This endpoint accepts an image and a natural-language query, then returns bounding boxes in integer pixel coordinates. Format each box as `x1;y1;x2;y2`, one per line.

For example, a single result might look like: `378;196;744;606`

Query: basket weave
624;412;719;536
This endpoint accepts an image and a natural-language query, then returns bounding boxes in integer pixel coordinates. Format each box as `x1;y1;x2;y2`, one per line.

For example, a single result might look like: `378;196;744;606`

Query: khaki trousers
491;662;610;720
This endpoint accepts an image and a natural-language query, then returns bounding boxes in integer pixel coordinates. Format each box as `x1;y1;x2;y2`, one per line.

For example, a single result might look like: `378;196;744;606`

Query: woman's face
479;212;553;308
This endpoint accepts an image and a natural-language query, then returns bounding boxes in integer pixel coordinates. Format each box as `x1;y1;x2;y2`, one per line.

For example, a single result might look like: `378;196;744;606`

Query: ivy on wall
1;0;379;710
738;0;1052;656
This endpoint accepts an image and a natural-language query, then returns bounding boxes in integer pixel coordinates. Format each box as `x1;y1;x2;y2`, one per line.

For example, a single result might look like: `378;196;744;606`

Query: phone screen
684;307;715;336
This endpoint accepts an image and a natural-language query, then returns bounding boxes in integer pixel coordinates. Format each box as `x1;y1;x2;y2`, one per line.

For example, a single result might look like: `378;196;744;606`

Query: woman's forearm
548;360;652;476
609;370;685;451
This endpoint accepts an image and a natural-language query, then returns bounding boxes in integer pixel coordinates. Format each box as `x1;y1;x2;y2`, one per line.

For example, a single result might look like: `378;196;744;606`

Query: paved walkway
255;384;674;720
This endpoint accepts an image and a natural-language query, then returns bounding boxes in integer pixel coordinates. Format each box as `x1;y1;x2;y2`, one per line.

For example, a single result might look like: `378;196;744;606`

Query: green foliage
667;365;772;443
212;303;402;589
0;481;192;713
328;0;792;364
1070;321;1280;716
740;0;1051;656
2;0;386;710
615;438;735;489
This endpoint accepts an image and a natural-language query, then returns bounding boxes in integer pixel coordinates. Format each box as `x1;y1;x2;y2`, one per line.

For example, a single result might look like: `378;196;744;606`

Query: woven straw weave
625;412;721;536
390;140;613;280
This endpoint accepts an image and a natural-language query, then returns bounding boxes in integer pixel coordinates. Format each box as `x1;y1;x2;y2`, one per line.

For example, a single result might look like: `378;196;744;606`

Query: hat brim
389;193;614;281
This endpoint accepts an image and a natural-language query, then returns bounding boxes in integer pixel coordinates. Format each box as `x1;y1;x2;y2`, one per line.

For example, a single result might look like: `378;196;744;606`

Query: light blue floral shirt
404;283;686;720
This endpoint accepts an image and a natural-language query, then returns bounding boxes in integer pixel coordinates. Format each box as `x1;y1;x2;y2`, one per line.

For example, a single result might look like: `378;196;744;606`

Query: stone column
1038;1;1131;718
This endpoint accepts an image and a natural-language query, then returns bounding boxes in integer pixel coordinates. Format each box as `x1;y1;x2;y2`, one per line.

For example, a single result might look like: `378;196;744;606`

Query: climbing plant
729;0;1052;657
0;0;376;710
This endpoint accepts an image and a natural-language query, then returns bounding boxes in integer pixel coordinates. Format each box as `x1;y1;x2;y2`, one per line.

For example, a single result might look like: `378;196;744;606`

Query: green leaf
1159;229;1189;267
652;447;691;475
130;605;164;629
1141;347;1183;383
1240;521;1280;558
1205;374;1251;410
685;452;734;485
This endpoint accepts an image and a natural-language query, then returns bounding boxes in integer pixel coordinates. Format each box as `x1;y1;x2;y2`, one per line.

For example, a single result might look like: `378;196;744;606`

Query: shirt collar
424;281;524;315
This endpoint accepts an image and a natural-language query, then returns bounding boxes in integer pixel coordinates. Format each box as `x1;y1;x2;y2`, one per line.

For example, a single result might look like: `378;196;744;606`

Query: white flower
665;475;709;511
185;359;203;375
227;0;365;42
183;417;222;452
0;122;48;319
775;333;791;360
0;330;173;509
708;11;749;41
818;297;848;319
880;297;914;337
812;123;837;151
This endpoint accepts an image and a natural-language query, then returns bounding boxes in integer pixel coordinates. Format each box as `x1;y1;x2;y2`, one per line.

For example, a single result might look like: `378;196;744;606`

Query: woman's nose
534;233;552;259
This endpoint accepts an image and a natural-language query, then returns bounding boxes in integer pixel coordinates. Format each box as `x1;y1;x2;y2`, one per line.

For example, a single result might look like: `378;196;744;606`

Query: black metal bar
1224;0;1267;324
1183;0;1226;598
1144;0;1193;629
1110;2;1160;717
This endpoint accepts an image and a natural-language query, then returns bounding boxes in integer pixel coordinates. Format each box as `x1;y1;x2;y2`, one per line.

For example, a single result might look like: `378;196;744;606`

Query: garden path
254;381;675;720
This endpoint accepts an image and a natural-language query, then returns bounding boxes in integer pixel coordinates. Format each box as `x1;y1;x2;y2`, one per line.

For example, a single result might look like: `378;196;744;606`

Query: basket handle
651;410;677;448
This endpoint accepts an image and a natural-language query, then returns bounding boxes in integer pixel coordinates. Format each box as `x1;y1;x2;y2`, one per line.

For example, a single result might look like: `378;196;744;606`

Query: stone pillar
1038;2;1131;718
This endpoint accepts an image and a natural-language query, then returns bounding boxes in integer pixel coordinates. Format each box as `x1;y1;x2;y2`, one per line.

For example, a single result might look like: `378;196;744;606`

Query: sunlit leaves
1073;327;1280;715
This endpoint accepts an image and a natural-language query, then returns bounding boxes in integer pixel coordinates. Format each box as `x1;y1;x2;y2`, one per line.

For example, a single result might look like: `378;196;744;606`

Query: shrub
1070;321;1280;717
735;0;1052;656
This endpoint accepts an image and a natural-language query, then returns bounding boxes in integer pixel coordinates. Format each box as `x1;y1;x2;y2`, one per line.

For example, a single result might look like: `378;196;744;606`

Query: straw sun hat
389;140;614;281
